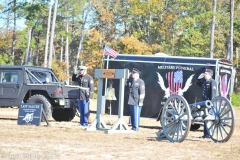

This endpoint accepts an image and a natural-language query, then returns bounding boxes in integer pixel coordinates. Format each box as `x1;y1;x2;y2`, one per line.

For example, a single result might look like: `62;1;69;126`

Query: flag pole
104;55;110;96
103;45;119;105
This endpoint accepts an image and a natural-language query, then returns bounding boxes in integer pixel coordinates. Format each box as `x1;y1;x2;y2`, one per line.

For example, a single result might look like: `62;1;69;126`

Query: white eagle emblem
156;72;170;99
23;113;34;123
157;72;194;99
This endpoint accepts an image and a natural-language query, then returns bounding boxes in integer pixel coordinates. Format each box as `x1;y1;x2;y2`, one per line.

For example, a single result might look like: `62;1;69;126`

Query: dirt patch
0;104;240;160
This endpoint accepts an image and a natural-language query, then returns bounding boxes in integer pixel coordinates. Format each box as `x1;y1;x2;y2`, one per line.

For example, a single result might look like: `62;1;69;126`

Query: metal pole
118;77;125;130
104;55;110;94
109;100;112;125
96;78;103;129
104;55;110;115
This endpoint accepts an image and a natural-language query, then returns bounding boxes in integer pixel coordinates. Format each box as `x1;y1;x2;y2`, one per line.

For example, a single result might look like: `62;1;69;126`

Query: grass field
0;104;239;160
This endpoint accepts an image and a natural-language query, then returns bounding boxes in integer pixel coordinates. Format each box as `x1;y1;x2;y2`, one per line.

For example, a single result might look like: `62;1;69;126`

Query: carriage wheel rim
207;96;235;142
162;95;191;142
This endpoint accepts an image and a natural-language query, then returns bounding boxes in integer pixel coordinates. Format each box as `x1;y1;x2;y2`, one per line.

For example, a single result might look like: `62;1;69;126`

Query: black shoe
132;128;138;131
199;135;210;139
205;135;210;139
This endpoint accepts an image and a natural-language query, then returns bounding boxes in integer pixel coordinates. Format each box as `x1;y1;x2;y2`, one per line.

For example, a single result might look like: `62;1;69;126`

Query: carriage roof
105;54;232;67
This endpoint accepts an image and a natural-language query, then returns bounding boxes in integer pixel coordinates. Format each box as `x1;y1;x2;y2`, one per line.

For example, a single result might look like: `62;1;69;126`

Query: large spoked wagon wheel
206;96;235;143
161;95;191;142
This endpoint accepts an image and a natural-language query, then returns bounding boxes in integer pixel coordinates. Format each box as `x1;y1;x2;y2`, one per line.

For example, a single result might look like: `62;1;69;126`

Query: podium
86;69;133;133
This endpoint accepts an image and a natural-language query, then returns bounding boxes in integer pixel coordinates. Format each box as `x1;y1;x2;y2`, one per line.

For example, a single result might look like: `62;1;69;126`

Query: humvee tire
27;94;52;121
52;108;75;121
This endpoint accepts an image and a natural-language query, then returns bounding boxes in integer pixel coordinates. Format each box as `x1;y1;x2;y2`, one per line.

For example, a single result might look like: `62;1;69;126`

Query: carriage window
1;71;18;83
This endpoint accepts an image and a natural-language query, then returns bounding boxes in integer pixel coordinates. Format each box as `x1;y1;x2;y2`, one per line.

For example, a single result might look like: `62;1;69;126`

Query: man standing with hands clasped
127;68;145;131
196;68;217;138
72;66;94;127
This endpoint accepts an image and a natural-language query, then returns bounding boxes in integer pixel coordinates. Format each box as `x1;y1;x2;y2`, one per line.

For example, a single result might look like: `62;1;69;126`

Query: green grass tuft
231;93;240;107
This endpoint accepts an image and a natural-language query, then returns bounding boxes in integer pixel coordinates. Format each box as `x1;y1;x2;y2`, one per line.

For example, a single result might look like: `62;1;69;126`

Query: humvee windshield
27;70;58;84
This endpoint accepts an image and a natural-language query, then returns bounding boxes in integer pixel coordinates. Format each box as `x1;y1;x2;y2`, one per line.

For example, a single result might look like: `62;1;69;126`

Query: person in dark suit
127;68;145;131
196;69;217;138
72;66;94;126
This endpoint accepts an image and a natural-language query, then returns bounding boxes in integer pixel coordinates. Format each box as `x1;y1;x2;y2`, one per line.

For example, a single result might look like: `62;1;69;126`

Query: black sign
107;61;216;118
17;103;43;126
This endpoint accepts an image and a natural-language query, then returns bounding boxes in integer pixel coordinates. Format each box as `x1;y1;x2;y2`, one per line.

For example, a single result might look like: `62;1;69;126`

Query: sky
0;19;26;30
0;0;27;30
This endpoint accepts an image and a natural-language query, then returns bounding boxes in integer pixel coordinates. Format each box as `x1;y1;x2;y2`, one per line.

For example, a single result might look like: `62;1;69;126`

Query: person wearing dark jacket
72;66;94;126
127;68;145;131
196;69;217;138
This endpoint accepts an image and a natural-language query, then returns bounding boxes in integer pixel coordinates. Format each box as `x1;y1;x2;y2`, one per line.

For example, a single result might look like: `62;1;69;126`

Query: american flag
104;45;119;58
166;70;183;95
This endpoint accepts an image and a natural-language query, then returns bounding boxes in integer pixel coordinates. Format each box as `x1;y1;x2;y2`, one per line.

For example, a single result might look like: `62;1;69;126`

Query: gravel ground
0;104;239;160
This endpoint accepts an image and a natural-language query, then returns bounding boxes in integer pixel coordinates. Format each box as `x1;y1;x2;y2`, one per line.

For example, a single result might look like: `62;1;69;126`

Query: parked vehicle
0;65;79;121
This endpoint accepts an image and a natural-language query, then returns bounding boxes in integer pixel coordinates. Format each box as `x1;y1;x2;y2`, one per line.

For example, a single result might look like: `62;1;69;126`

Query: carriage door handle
16;84;20;88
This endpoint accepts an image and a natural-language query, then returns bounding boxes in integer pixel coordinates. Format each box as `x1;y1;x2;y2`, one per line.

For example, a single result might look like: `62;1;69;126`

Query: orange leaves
151;43;163;54
0;30;12;52
99;9;114;24
51;59;69;81
80;29;104;71
128;3;146;16
120;36;152;55
88;29;102;43
92;0;114;25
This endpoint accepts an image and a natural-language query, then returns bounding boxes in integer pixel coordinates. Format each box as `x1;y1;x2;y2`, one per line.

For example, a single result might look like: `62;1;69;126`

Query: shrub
231;93;240;107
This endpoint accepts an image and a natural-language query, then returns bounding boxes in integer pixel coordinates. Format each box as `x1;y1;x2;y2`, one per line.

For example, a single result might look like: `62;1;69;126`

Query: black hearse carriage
104;54;234;123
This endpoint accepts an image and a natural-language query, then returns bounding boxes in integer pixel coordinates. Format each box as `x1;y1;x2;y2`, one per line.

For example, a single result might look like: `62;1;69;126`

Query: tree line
0;0;240;89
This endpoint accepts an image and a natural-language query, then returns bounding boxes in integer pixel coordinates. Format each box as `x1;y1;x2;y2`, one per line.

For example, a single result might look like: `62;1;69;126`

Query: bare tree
60;36;64;62
48;0;58;68
44;0;53;67
64;1;70;83
24;0;35;65
24;27;32;65
11;0;16;59
75;0;92;69
210;0;216;58
229;0;234;62
227;0;234;62
65;22;69;83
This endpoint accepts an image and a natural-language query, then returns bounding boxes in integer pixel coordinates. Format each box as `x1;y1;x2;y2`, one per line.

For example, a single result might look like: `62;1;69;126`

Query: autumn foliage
0;0;240;91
